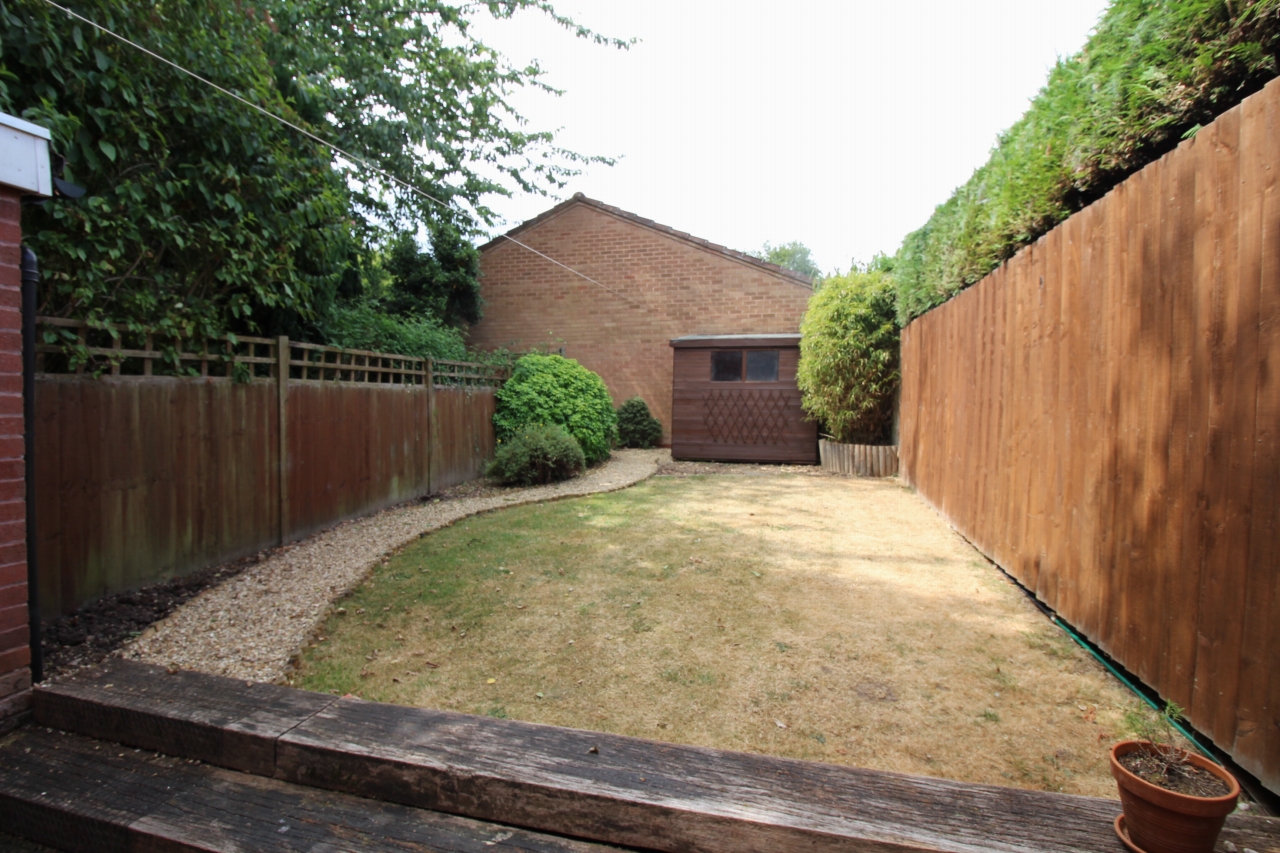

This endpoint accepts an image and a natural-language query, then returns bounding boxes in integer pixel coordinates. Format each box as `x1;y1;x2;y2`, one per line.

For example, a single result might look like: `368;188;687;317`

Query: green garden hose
950;533;1236;778
1049;615;1220;765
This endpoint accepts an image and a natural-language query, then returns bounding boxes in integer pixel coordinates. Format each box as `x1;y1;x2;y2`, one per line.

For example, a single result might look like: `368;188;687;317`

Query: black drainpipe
20;246;41;684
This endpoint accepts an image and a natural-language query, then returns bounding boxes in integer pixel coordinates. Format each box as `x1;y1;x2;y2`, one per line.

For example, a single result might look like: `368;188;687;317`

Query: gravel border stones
120;449;668;683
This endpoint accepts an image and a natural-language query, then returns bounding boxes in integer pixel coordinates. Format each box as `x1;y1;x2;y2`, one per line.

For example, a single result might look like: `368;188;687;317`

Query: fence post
277;336;289;545
425;358;434;496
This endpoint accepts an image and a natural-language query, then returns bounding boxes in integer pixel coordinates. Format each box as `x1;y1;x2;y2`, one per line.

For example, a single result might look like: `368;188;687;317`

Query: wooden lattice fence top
35;317;507;387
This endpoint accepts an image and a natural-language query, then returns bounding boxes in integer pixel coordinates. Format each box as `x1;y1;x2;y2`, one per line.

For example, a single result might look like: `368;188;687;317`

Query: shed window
711;350;743;381
746;350;779;382
710;349;780;382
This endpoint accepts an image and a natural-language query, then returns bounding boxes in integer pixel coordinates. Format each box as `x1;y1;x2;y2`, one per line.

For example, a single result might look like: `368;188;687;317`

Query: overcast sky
470;1;1111;275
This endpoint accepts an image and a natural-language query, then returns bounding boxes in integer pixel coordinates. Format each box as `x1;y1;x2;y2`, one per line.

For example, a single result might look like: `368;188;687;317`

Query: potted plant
1110;703;1240;853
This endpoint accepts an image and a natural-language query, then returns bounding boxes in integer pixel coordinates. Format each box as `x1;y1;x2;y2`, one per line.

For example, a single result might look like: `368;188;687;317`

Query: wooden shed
669;334;818;464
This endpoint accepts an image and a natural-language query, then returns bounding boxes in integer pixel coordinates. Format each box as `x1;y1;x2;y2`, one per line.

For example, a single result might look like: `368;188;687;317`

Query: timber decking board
0;727;629;853
32;659;336;776
30;661;1280;853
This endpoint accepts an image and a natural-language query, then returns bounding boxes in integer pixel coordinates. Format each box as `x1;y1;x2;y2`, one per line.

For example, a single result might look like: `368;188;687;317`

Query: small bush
493;354;617;464
616;397;663;448
797;269;899;444
487;424;586;486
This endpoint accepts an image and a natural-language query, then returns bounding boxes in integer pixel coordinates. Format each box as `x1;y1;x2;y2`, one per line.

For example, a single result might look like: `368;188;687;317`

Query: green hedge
493;354;617;464
797;270;899;444
894;0;1280;324
322;303;467;361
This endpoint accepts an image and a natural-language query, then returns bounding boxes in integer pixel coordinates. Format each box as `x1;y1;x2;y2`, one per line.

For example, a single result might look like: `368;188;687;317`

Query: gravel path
122;449;669;683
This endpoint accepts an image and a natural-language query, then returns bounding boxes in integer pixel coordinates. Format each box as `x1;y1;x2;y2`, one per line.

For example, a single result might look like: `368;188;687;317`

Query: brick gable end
468;201;812;440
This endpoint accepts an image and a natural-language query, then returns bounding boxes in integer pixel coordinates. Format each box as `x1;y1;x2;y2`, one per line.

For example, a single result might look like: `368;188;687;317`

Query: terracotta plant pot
1109;740;1240;853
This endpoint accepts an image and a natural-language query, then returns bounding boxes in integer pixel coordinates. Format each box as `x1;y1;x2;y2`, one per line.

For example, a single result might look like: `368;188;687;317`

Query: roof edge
670;334;802;349
479;194;814;288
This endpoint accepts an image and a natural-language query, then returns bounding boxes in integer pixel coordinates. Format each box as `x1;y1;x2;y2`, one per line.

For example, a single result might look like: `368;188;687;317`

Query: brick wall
468;200;814;440
0;184;29;732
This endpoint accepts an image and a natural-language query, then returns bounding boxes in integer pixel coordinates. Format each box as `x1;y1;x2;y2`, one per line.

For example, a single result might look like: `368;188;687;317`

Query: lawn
294;472;1150;798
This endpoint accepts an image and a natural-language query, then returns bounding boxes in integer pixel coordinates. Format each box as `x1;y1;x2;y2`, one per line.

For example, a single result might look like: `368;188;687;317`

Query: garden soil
40;554;263;678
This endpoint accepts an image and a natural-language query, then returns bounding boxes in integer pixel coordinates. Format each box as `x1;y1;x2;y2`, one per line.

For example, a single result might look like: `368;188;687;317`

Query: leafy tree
0;0;624;349
259;0;625;238
754;241;822;282
2;0;349;345
797;269;899;444
324;303;467;362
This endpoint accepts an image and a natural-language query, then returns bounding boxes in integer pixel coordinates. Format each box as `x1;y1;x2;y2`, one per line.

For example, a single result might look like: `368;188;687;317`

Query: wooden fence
898;77;1280;793
34;323;504;617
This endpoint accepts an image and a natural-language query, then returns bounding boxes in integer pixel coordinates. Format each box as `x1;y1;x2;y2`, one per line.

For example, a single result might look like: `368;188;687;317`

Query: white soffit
0;113;52;197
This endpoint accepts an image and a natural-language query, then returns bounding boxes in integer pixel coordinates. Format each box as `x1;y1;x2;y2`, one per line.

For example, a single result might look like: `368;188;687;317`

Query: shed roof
670;334;801;349
480;193;814;288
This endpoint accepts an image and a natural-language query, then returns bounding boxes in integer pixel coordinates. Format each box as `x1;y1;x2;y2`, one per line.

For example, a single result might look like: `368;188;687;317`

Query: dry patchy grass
295;473;1150;797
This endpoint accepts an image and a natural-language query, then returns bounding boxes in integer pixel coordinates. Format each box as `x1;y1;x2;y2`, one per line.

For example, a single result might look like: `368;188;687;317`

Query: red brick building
468;195;814;441
0;113;50;732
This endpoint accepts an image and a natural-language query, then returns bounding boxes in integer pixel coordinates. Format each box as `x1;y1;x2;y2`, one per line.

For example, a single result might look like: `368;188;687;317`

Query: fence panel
33;332;502;617
431;386;497;492
1237;73;1280;799
35;377;279;616
898;77;1280;793
285;382;433;542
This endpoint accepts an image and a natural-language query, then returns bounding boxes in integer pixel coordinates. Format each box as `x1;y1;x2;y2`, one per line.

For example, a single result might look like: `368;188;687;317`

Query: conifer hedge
894;0;1280;324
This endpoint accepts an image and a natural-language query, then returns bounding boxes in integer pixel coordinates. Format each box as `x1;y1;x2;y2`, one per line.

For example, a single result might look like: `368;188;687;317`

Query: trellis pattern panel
702;389;791;445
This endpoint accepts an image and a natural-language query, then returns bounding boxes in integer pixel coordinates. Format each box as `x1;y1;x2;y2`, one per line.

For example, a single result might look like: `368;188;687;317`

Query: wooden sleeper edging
33;658;335;776
31;660;1280;853
0;726;629;852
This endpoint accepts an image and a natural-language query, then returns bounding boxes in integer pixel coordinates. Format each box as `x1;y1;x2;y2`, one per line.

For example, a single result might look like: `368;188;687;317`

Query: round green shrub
797;269;900;444
493;354;618;464
487;424;586;486
616;397;663;449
